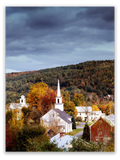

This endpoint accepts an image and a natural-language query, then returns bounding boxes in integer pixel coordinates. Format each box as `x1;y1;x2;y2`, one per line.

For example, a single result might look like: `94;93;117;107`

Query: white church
40;80;72;133
9;95;29;110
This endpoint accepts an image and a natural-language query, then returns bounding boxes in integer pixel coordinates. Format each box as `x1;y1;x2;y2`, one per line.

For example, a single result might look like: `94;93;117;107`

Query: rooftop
53;109;72;124
76;106;92;113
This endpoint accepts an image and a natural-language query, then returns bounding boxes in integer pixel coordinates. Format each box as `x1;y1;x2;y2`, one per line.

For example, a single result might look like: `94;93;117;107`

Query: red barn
90;115;114;143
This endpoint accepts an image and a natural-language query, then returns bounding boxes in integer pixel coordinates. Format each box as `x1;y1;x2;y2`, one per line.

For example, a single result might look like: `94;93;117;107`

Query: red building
90;115;114;143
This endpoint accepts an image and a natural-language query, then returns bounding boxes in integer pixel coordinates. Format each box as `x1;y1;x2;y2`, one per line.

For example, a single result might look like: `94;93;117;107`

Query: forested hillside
6;60;114;104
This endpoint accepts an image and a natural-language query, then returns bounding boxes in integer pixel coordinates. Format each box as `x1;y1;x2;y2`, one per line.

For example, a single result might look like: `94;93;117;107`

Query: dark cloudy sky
6;7;114;73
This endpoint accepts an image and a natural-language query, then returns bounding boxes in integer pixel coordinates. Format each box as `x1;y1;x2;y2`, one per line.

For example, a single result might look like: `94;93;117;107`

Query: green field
68;129;83;136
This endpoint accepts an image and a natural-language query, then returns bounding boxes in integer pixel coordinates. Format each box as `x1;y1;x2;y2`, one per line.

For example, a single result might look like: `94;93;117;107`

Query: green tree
82;123;90;142
21;106;31;125
6;110;13;124
26;136;62;151
69;137;101;151
30;110;41;124
70;112;76;129
15;125;46;151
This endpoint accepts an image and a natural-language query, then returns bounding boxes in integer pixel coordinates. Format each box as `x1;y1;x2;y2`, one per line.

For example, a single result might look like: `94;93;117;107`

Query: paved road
74;122;86;137
76;122;86;129
74;130;83;137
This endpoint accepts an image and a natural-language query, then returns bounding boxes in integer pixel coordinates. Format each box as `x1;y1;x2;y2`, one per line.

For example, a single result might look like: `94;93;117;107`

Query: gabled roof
101;115;114;127
76;106;92;113
90;115;115;128
107;114;115;125
53;109;72;124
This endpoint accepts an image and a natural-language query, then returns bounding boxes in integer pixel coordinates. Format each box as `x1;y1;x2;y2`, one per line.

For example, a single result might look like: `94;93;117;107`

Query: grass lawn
77;121;94;127
68;128;83;136
88;121;94;126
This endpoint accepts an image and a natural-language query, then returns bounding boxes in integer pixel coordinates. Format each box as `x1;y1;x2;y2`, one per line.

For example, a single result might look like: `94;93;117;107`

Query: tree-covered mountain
6;60;114;104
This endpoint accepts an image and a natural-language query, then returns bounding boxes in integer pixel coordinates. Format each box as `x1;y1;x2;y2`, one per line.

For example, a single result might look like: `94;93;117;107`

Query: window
99;120;102;123
99;131;102;135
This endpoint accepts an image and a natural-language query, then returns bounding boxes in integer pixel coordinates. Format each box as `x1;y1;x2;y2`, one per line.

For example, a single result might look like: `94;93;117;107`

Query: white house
40;80;72;133
76;106;104;121
9;95;29;110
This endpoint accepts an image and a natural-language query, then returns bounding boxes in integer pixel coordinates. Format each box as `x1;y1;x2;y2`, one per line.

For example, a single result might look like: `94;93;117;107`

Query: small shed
90;115;114;143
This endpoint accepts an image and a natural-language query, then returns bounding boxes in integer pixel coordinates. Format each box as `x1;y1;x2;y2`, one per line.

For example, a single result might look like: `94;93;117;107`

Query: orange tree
38;89;56;115
26;82;48;108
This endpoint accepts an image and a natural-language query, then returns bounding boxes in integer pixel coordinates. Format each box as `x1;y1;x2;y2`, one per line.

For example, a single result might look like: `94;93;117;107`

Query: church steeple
57;79;61;97
55;79;64;111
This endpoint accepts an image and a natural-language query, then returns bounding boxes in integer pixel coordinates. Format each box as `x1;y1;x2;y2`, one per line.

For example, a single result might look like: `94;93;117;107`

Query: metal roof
53;109;72;124
51;134;73;148
76;106;92;113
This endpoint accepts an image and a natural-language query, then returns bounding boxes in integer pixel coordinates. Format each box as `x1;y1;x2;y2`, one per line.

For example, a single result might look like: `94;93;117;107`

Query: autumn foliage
6;125;15;151
27;82;48;108
73;93;84;106
38;89;56;115
92;105;100;111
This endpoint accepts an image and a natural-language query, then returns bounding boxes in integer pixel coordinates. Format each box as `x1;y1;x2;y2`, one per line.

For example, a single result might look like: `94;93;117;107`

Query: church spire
55;79;64;111
57;79;61;97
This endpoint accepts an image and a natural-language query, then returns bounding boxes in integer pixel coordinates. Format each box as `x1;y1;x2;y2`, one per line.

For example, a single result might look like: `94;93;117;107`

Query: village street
76;122;86;129
73;122;86;137
74;130;83;137
74;122;94;137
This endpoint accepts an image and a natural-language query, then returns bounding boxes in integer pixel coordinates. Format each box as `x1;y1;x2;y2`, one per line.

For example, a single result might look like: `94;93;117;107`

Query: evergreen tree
82;123;90;142
70;112;76;129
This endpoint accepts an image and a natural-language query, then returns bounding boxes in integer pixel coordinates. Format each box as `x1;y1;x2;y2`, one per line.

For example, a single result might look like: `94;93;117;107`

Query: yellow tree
92;105;100;111
26;82;48;108
108;101;114;114
64;101;78;118
106;103;111;115
73;93;84;106
8;109;24;136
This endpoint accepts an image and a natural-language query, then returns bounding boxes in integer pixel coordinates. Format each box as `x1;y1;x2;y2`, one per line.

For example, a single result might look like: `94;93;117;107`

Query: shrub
69;137;101;152
6;110;13;124
26;136;62;152
15;125;46;151
75;116;82;122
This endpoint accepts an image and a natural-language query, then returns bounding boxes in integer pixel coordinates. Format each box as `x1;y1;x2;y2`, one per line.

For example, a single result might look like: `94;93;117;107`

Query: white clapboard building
40;80;72;133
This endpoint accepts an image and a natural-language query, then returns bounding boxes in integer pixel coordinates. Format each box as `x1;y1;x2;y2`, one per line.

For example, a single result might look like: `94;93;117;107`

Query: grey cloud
6;7;114;72
76;7;114;22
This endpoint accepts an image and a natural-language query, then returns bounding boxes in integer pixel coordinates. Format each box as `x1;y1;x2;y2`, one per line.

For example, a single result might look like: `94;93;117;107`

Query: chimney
60;132;64;138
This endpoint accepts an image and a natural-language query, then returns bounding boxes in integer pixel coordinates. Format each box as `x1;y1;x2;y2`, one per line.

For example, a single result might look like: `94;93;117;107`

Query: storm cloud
6;7;114;72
